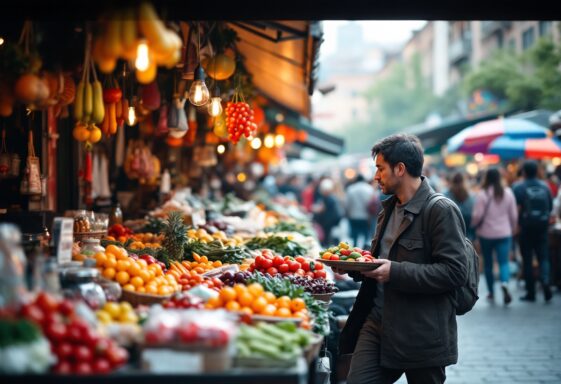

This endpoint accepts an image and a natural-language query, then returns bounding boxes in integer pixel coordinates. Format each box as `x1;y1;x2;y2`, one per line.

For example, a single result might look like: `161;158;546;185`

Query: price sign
52;217;74;264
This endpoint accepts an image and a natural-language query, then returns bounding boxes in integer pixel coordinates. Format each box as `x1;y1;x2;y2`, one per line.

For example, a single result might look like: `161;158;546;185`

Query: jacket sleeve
507;189;518;231
471;191;484;228
388;199;469;294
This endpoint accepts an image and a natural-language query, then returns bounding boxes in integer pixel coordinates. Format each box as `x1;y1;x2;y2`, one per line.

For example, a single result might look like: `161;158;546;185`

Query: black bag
422;193;480;316
521;184;550;227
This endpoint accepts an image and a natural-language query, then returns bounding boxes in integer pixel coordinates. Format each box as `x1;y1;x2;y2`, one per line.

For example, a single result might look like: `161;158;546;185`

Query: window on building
539;21;552;36
522;27;535;50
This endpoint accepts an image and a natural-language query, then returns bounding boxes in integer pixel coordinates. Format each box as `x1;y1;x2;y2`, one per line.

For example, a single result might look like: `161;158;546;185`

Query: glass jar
109;204;123;227
60;267;106;310
80;238;105;258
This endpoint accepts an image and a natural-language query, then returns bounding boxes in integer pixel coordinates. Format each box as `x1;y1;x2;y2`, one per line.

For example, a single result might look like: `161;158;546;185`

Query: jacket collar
380;176;434;215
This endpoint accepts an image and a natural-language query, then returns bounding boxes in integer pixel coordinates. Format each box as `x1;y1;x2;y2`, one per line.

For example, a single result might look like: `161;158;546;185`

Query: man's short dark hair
522;160;538;178
371;134;424;177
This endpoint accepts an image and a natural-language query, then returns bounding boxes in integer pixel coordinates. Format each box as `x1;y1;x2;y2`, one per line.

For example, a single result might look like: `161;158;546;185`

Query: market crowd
264;159;561;305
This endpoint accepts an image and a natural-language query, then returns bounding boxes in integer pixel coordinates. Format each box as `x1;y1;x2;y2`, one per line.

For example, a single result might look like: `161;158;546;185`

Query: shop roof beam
229;21;307;43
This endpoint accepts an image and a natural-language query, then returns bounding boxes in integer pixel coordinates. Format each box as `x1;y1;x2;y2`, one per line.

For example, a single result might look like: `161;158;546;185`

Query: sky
320;20;428;57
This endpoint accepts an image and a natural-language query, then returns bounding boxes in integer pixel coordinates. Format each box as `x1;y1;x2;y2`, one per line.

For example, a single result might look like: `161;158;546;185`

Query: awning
228;21;322;118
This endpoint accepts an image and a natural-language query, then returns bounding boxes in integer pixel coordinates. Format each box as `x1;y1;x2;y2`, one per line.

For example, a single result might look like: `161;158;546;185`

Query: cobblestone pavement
395;280;561;384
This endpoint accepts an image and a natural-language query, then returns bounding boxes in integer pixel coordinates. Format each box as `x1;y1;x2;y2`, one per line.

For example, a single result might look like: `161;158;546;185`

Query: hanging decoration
201;23;237;81
225;76;257;144
100;76;122;136
92;2;182;81
187;23;210;106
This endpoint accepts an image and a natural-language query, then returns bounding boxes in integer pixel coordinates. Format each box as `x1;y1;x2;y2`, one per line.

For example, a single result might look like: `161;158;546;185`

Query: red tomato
261;258;273;269
340;249;351;256
295;269;306;276
20;303;45;326
266;267;278;276
74;362;93;375
53;361;72;374
273;256;285;267
305;271;315;279
106;345;128;368
56;342;74;360
45;322;67;342
295;256;306;264
57;300;75;317
75;345;93;363
288;261;301;272
93;358;111;374
302;261;310;272
255;255;265;267
36;292;59;313
94;338;111;356
278;264;290;274
283;256;292;262
314;262;324;270
330;254;340;261
314;270;327;279
82;327;101;349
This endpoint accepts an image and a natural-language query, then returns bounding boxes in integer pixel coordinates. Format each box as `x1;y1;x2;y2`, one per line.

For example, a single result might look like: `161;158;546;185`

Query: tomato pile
225;101;257;144
19;292;128;374
248;251;326;279
162;293;204;309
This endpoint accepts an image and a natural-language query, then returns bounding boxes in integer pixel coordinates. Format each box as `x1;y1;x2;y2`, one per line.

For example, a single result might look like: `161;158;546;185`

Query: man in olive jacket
339;134;469;384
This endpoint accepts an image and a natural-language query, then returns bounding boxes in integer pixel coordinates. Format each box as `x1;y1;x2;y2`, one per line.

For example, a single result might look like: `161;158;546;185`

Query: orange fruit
138;270;152;283
219;287;237;302
290;298;306;312
105;244;125;258
225;301;241;311
102;267;116;280
95;252;107;267
145;284;158;294
122;284;135;292
116;271;130;285
206;296;223;308
233;284;247;296
247;283;264;297
275;307;292;318
238;291;254;307
261;304;277;316
136;286;146;293
137;259;148;267
116;260;131;272
276;296;292;309
130;276;144;288
128;262;142;277
251;297;268;314
158;285;171;296
240;307;254;315
148;263;163;276
263;291;277;304
105;257;117;269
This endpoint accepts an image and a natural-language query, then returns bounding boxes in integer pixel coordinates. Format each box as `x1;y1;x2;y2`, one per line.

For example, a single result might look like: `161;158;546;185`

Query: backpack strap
421;193;466;256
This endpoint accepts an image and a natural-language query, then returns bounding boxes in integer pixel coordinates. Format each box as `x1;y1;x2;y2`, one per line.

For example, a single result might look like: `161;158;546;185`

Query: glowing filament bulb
127;106;137;126
135;41;150;71
208;97;223;117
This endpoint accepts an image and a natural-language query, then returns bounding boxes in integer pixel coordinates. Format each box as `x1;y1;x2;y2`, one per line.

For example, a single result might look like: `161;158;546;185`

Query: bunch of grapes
225;102;257;144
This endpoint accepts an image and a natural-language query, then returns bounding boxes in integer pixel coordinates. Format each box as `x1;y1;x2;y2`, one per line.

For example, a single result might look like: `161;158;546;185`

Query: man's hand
361;259;391;283
331;267;347;275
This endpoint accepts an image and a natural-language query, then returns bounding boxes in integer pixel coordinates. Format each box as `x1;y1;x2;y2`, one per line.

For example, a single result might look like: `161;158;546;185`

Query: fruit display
187;227;244;247
205;283;311;326
248;250;326;279
236;322;311;364
95;245;179;296
18;292;129;374
320;241;376;262
245;235;308;257
143;308;234;348
264;222;315;238
184;238;250;265
165;260;224;292
95;301;139;325
107;224;134;240
284;275;338;295
162;211;188;263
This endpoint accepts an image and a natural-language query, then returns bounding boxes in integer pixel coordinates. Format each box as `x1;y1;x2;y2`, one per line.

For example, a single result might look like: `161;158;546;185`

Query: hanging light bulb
135;40;150;71
217;144;226;154
188;65;210;106
207;87;223;117
264;134;275;148
127;105;137;126
250;137;262;150
274;134;285;148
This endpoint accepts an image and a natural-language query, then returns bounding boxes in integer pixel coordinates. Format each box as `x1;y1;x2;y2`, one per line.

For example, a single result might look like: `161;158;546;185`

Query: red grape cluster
225;102;257;143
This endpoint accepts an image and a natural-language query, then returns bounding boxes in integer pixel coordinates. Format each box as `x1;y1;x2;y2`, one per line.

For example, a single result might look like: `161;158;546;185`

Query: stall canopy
228;21;322;119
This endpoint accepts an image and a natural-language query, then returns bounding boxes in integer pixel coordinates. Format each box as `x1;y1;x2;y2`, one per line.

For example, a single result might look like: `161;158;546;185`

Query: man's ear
395;162;406;177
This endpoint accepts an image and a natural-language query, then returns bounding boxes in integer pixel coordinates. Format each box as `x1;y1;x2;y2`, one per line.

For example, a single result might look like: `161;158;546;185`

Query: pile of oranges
205;282;310;327
95;245;179;296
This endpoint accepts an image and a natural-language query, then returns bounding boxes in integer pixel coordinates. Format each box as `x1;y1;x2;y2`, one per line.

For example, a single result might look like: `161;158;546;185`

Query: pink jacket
472;187;518;239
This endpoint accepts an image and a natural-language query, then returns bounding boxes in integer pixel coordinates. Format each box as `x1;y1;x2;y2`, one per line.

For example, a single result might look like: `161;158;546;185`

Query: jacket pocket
396;237;424;262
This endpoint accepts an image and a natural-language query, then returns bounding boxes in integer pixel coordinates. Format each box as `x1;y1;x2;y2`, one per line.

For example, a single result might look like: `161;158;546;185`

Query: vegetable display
245;236;308;257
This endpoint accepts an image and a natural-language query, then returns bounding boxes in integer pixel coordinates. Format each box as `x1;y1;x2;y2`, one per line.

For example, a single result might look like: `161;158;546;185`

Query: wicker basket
311;292;335;303
74;231;106;242
120;289;172;306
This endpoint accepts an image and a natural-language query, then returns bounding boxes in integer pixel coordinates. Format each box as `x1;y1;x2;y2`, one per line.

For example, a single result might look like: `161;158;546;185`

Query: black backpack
521;184;550;227
422;193;480;316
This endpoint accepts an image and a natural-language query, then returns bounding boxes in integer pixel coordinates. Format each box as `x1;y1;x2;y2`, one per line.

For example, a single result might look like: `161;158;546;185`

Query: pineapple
162;211;188;262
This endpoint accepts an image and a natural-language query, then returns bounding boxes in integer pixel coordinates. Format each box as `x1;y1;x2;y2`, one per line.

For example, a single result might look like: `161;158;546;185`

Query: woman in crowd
472;167;518;305
445;171;476;241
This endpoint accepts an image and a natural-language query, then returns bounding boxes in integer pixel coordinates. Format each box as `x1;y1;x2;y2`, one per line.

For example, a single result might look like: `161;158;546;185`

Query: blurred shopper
345;174;375;249
512;160;554;302
367;185;383;240
445;172;476;241
301;175;319;213
339;134;468;384
313;178;343;246
472;167;518;305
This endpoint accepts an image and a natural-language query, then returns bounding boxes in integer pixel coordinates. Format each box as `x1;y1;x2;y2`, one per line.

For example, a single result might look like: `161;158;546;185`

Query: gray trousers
347;318;446;384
